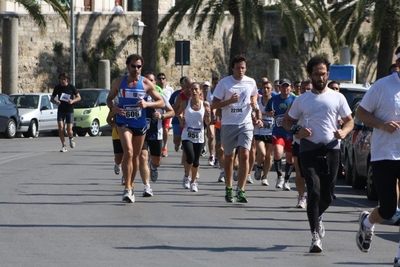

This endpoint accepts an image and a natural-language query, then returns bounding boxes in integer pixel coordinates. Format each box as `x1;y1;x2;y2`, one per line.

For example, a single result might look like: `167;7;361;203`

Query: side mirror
40;106;50;111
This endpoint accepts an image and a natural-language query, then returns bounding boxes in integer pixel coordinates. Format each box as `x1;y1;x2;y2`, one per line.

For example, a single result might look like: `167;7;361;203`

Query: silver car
10;93;58;137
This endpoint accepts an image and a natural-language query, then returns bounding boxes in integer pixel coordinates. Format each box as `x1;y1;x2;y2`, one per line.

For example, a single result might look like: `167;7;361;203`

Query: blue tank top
116;76;147;128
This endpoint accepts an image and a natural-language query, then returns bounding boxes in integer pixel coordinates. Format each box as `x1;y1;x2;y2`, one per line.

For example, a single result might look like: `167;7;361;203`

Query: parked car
342;100;378;201
9;93;58;137
338;83;371;110
0;93;20;138
73;88;110;137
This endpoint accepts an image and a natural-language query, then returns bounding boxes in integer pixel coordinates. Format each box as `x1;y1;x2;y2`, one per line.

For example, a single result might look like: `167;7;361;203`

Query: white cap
202;81;211;87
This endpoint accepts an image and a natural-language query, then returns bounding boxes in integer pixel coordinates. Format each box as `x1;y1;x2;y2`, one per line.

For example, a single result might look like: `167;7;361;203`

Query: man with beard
282;56;354;253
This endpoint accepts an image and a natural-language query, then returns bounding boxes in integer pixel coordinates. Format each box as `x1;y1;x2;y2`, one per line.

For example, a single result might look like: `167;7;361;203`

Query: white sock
363;215;375;230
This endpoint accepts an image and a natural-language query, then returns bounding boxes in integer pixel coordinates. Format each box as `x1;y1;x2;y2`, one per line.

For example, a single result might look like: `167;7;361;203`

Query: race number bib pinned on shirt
263;117;274;129
124;105;141;118
60;93;71;102
187;127;201;139
275;115;284;127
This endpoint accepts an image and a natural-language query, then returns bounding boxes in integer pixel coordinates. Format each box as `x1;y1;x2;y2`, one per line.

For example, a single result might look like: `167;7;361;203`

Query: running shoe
261;176;269;186
114;163;121;175
122;188;135;203
296;195;307;209
356;211;374;252
233;167;239;182
309;231;323;253
391;208;400;225
150;167;158;182
213;159;219;168
190;182;198;192
208;156;215;166
246;174;254;184
143;184;153;197
182;175;190;189
60;146;67;153
394;257;400;267
161;147;168;157
236;189;248;203
225;187;234;203
69;137;75;148
121;176;125;186
201;148;207;157
283;180;291;191
174;143;180;152
254;167;262;180
218;171;225;183
317;216;325;239
275;176;284;189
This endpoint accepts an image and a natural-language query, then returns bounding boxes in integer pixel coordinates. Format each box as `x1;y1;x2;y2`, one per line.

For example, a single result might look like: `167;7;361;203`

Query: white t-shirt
288;89;351;144
213;75;258;125
163;85;174;100
360;73;400;161
112;6;123;12
254;96;274;136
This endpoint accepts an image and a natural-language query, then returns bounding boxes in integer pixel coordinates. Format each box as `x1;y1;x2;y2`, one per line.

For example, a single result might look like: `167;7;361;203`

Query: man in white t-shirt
283;56;353;253
354;47;400;265
112;1;123;13
212;54;262;203
157;73;174;157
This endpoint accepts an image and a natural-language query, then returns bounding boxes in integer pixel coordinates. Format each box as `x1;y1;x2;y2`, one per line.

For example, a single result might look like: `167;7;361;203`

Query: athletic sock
284;163;294;181
273;159;282;177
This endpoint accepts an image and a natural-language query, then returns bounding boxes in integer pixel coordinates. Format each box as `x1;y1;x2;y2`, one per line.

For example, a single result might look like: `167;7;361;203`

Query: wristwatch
161;115;165;120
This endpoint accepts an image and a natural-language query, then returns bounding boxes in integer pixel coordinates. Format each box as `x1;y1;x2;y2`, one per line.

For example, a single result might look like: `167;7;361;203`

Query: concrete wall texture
0;11;374;93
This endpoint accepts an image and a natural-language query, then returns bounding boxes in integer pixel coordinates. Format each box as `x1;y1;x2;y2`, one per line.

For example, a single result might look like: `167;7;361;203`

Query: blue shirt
265;94;296;138
169;89;182;125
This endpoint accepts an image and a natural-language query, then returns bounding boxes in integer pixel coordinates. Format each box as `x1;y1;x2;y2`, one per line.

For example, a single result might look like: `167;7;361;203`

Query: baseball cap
202;81;211;87
279;78;291;86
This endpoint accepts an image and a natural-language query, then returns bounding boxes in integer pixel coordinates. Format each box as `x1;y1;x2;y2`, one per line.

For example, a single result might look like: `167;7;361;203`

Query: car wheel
76;131;87;137
345;156;352;185
366;164;379;201
5;119;17;139
351;158;366;189
88;119;100;136
26;120;38;138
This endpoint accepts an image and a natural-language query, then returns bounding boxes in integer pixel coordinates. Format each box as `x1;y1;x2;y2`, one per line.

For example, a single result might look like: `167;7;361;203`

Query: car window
0;95;6;106
41;95;51;109
340;89;366;110
99;91;108;104
3;95;14;105
75;91;99;108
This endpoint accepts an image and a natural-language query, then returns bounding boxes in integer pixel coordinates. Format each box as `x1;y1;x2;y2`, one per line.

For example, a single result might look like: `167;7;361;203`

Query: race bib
230;108;243;113
60;93;71;102
263;117;273;129
124;105;141;118
187;127;200;139
275;115;283;127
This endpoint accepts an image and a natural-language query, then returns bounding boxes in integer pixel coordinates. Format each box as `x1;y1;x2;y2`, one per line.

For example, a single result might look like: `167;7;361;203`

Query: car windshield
10;95;39;109
340;89;366;110
75;91;99;108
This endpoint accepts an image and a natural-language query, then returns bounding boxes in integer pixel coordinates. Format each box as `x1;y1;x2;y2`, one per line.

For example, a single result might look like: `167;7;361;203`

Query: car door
39;95;57;130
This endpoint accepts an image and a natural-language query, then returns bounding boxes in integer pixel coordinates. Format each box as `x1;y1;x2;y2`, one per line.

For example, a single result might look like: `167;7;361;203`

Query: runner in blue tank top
107;54;164;203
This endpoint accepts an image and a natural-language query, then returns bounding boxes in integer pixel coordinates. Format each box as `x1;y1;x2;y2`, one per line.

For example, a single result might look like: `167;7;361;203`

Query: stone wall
0;11;375;93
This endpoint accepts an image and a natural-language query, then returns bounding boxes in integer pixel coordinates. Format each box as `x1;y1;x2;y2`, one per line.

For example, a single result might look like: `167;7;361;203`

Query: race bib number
230;108;243;113
187;127;200;139
124;105;141;118
60;93;71;102
275;116;283;127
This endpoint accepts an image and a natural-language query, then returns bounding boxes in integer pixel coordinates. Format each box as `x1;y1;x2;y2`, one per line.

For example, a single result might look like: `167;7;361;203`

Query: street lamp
303;27;315;61
132;17;146;54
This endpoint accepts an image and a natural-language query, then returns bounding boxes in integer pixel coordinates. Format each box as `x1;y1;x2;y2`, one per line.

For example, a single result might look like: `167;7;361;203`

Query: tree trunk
228;0;247;75
141;0;159;75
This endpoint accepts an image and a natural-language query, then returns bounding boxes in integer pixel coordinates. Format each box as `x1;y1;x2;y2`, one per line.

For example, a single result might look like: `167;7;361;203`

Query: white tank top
254;97;274;136
181;100;205;143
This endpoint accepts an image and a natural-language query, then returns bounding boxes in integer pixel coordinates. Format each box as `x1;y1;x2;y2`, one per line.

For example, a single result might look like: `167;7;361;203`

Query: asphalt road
0;134;397;267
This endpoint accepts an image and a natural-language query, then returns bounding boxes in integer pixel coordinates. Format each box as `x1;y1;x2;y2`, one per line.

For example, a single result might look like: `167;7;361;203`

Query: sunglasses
130;64;142;69
158;77;166;80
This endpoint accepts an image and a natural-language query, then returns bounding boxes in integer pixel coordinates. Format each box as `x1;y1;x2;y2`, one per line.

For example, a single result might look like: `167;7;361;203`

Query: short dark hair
126;54;144;65
179;76;187;84
261;81;273;87
389;63;397;74
230;54;247;69
395;46;400;55
145;71;154;76
328;81;340;88
58;72;70;79
157;72;166;79
294;80;301;86
306;56;331;74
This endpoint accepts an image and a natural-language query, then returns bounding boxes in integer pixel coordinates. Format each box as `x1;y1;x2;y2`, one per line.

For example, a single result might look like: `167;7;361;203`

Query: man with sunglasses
107;54;164;203
157;73;174;157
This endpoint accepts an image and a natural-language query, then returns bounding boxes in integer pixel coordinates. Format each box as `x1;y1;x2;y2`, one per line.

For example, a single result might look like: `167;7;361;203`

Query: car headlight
83;109;92;115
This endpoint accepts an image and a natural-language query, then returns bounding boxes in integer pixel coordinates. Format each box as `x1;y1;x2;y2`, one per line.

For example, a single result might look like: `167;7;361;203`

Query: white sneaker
121;176;125;186
218;171;225;183
213;159;219;168
261;176;269;186
275;176;284;188
60;146;67;153
296;195;307;209
283;180;291;191
114;163;121;175
182;175;190;189
254;167;262;180
143;184;153;197
309;231;323;253
196;172;200;179
208;156;214;166
69;138;75;148
317;216;325;239
122;188;135;203
246;174;254;184
190;182;198;192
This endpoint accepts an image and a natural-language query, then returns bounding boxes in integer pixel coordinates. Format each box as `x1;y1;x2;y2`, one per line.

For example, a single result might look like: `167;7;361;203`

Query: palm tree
141;0;159;75
329;0;400;80
158;0;265;74
16;0;69;34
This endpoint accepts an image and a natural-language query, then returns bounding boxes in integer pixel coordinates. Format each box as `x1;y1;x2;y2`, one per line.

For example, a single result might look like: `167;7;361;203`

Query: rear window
340;89;366;110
